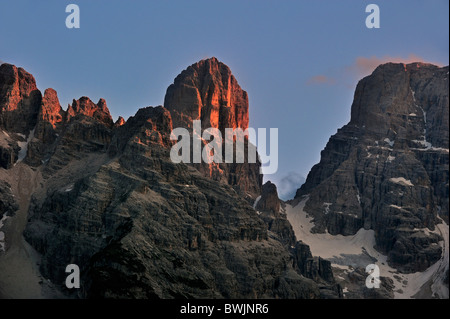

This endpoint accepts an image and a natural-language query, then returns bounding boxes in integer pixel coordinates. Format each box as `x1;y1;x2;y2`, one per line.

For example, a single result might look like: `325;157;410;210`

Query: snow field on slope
286;197;449;299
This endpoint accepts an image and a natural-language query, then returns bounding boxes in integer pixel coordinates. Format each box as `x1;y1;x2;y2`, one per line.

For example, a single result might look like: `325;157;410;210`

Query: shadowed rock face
256;181;296;248
0;59;334;299
295;62;449;273
0;180;18;220
256;181;281;215
291;241;343;299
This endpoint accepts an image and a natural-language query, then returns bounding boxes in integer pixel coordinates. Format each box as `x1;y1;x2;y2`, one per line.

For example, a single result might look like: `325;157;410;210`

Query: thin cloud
307;54;443;90
346;54;443;78
306;74;336;86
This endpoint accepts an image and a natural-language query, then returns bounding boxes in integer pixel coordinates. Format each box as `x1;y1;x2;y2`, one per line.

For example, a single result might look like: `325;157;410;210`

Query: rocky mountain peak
163;58;261;199
164;57;249;132
67;96;113;127
295;62;449;273
1;59;343;299
256;181;281;215
41;89;63;124
33;88;65;144
0;59;337;299
114;116;125;127
349;62;449;148
0;63;38;98
0;63;42;133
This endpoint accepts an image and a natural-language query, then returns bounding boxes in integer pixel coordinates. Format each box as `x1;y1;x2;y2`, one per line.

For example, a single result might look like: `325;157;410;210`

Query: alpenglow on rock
164;57;249;132
0;63;42;134
295;62;449;273
164;57;262;199
0;58;339;299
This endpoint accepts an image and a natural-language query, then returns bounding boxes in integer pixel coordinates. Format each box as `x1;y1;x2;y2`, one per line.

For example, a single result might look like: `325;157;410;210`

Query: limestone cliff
295;63;449;273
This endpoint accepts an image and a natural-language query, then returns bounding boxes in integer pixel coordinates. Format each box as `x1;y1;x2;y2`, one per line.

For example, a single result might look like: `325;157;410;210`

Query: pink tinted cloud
307;54;443;88
348;54;443;78
306;74;336;85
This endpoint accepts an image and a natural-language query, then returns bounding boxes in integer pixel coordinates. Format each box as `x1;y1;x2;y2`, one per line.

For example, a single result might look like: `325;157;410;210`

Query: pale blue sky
1;0;448;199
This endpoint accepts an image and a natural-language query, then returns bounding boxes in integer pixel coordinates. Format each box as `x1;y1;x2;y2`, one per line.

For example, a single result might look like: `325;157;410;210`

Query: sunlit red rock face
114;116;126;127
35;88;65;144
67;96;113;127
0;63;42;134
164;57;249;132
164;57;261;198
41;88;64;125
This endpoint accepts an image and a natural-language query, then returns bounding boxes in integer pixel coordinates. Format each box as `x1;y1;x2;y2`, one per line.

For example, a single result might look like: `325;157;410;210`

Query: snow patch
412;139;432;150
16;128;35;163
389;204;407;211
253;195;262;215
389;177;414;187
336;211;358;218
383;138;394;147
64;184;74;192
253;195;261;209
286;198;377;259
410;85;434;152
387;155;395;162
411;143;449;152
429;147;449;152
430;147;449;152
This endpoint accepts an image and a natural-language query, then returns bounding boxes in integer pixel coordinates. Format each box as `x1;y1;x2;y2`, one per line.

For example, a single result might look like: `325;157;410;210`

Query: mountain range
0;58;448;299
